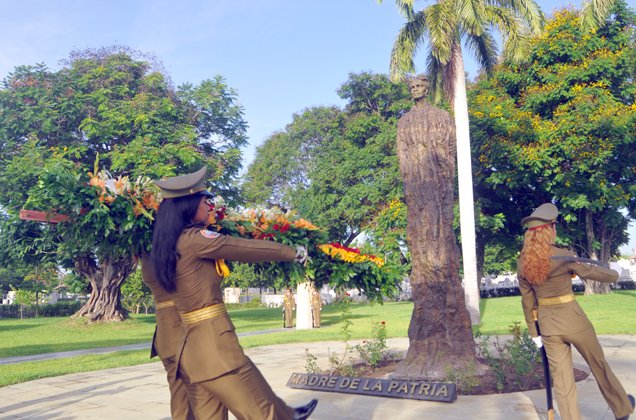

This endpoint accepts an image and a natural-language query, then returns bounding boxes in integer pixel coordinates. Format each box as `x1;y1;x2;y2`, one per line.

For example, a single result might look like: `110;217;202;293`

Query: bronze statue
393;74;477;379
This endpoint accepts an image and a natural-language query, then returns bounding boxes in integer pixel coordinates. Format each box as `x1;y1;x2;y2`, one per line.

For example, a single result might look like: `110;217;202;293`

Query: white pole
453;49;480;326
296;281;313;329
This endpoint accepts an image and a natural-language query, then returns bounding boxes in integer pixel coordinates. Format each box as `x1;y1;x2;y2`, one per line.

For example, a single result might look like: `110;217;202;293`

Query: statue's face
409;79;429;100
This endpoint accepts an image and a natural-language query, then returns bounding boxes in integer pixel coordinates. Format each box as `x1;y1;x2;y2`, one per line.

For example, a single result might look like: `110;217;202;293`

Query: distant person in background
518;203;634;420
311;286;322;328
150;167;317;420
283;287;295;328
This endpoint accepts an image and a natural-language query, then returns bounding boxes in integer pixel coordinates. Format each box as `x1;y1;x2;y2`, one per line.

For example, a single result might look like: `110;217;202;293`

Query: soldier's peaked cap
153;166;214;199
521;203;559;228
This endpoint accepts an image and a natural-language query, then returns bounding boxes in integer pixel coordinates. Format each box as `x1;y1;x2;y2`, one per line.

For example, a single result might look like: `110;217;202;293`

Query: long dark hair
151;194;203;292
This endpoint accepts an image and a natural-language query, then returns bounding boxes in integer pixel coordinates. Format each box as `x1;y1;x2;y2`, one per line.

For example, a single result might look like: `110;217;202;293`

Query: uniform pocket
211;314;236;335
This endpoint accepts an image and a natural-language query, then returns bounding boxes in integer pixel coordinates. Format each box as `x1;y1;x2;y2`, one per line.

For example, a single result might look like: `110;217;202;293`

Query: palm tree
381;0;544;328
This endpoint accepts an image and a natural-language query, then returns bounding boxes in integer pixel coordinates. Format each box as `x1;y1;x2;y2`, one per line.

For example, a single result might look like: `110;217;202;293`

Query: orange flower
293;218;320;230
142;192;159;211
133;199;144;216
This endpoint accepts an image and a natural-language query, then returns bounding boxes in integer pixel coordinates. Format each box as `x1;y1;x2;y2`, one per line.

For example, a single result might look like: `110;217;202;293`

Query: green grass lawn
1;290;634;387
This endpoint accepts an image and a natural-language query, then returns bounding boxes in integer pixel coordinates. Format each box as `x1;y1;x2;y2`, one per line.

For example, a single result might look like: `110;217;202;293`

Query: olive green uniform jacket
518;246;632;420
518;246;617;337
173;227;296;383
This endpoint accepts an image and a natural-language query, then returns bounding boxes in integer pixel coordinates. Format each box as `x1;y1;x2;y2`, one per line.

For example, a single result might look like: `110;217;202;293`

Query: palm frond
465;31;498;76
425;0;459;65
499;0;545;34
389;0;416;20
457;0;487;37
389;10;429;81
485;6;533;64
426;53;447;105
580;0;615;30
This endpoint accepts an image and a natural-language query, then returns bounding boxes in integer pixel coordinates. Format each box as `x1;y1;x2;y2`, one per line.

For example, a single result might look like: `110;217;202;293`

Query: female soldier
150;167;317;420
141;254;216;419
518;203;634;420
283;288;295;328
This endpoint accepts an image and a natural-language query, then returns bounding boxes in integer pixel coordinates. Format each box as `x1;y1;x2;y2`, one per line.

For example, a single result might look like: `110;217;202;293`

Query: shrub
354;321;388;367
476;322;542;392
39;301;83;317
0;304;21;318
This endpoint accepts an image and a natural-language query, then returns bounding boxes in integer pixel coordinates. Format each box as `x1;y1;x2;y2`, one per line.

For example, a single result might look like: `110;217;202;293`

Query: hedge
0;300;82;319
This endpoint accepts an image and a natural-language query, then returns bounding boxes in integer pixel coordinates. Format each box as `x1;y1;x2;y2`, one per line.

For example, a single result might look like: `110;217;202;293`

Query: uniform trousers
162;355;224;419
161;355;195;420
181;358;295;420
311;308;320;327
543;326;632;419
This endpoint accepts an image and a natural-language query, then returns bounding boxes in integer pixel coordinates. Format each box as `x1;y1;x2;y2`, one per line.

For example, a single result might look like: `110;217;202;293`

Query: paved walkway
0;328;291;365
0;335;634;419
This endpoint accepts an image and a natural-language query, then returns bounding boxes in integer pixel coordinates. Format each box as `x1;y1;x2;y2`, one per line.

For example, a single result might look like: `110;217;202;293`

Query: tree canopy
470;2;636;271
244;72;410;249
0;46;249;320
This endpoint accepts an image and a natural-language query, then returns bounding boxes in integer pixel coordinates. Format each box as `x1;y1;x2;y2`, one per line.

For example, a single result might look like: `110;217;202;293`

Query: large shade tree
0;46;248;321
243;73;412;295
381;0;544;326
245;73;411;248
470;2;636;293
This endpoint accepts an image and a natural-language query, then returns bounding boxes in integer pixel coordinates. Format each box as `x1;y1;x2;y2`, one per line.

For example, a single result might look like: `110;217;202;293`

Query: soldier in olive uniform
518;203;634;420
141;254;216;419
310;287;321;328
283;288;295;328
150;167;318;420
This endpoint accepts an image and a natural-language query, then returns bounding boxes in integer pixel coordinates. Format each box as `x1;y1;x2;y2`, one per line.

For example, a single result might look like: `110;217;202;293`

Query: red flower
380;321;385;325
329;242;361;253
273;224;280;231
279;223;290;233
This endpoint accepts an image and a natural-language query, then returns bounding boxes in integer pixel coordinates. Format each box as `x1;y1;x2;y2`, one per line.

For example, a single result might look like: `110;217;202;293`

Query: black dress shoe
617;394;635;420
294;398;318;420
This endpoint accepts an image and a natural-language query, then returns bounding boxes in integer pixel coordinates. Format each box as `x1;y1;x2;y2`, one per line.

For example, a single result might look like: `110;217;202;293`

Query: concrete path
0;336;634;419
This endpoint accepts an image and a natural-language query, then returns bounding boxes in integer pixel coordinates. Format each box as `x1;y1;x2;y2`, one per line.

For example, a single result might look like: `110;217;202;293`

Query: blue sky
0;0;634;254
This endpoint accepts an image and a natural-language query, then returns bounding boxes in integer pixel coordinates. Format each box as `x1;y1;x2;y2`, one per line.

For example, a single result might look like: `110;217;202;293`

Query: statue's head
407;74;429;101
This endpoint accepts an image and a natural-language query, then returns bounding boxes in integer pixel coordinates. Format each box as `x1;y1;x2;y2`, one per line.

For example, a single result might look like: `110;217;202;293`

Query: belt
180;303;227;325
155;300;175;310
538;293;575;306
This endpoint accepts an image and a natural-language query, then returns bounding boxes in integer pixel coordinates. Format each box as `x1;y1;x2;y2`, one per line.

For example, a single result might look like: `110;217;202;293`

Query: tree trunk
584;210;611;295
73;255;136;322
452;45;480;325
393;95;478;380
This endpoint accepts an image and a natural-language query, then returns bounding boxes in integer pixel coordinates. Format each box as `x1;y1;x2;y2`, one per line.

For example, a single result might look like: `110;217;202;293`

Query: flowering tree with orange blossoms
1;48;249;321
21;155;160;321
470;3;636;294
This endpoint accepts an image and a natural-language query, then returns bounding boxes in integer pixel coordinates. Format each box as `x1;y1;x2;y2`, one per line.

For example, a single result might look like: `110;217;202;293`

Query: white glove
532;336;543;348
294;245;308;265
